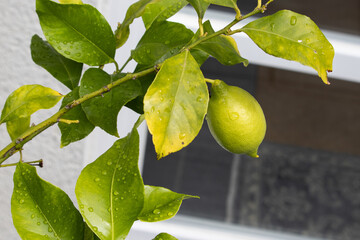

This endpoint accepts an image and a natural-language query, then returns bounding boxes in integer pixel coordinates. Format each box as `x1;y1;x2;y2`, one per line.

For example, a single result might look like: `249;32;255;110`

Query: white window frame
84;1;360;239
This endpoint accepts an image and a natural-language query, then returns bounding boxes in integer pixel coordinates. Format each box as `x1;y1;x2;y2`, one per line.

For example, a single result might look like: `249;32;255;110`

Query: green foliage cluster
0;0;334;239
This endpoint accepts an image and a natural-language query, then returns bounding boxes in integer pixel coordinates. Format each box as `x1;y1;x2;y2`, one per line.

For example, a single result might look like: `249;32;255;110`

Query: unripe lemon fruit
206;80;266;158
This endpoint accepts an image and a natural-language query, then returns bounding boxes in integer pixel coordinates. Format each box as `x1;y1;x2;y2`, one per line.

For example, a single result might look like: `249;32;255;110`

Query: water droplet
160;97;164;102
290;16;297;25
94;178;100;182
92;226;98;232
146;49;151;54
107;161;112;166
48;227;53;233
179;133;186;140
80;204;84;209
196;96;203;102
114;191;119;196
31;214;35;219
153;209;161;214
75;53;81;57
37;222;41;226
151;106;155;113
64;50;70;55
297;39;303;43
229;112;239;120
168;212;174;216
270;23;275;31
19;199;25;204
88;207;94;212
101;170;107;175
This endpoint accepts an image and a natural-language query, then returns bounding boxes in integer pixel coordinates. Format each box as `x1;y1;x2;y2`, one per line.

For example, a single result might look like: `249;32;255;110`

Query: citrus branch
0;66;158;165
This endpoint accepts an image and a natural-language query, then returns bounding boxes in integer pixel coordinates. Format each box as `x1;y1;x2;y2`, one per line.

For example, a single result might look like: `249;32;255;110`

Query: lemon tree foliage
0;0;334;239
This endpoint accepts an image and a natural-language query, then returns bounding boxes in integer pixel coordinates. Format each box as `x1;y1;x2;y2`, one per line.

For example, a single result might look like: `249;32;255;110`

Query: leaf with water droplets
115;0;158;48
31;35;83;90
144;50;209;159
36;0;116;66
79;68;141;137
139;185;198;222
186;0;209;19
132;21;194;67
203;0;237;9
241;10;334;84
153;232;179;240
75;127;144;240
11;161;84;239
58;87;95;147
0;84;63;125
142;0;188;29
195;20;248;66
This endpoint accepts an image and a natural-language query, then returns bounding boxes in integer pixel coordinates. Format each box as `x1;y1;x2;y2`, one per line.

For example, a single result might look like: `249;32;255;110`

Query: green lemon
206;80;266;158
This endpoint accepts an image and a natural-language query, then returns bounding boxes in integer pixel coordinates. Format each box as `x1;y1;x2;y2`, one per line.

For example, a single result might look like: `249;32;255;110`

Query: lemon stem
205;78;216;84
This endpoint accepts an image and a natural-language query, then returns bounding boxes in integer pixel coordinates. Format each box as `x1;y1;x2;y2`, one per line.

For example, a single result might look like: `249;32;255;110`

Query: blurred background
0;0;359;239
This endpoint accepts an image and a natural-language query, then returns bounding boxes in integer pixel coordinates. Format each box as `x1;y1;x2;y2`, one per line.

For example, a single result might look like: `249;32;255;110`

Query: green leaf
195;21;248;66
36;0;116;66
115;0;158;48
12;161;84;240
84;224;101;240
31;34;83;90
241;10;334;84
187;0;210;19
142;0;188;29
144;50;209;159
59;0;83;4
190;49;209;66
58;87;95;147
153;233;179;240
0;85;63;125
75;127;144;240
203;0;237;9
139;185;198;222
6;117;30;141
79;69;141;137
132;21;194;66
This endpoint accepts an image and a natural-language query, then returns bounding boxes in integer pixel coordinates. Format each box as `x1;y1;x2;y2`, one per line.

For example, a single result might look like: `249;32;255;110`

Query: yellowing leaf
59;0;82;4
0;85;62;125
144;51;209;159
242;10;334;84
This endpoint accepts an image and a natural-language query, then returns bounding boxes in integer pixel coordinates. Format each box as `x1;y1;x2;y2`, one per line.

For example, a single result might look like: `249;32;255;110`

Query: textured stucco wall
0;0;101;239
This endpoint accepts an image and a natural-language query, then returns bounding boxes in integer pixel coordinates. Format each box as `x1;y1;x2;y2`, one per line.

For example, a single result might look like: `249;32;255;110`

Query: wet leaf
58;87;95;147
153;233;179;240
142;0;188;29
75;127;144;240
36;0;116;66
139;185;198;222
11;161;84;240
59;0;82;4
6;117;30;141
0;85;62;125
79;68;141;137
115;0;158;48
203;0;237;9
31;34;83;90
241;10;334;84
132;21;194;66
144;50;209;159
186;0;210;19
195;21;248;66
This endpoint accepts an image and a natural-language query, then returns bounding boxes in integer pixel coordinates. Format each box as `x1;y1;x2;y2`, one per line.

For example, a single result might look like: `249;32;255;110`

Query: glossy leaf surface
139;185;198;222
187;0;210;19
12;161;84;239
241;10;334;84
75;128;144;240
59;0;83;4
144;51;209;159
6;117;30;141
0;85;62;125
195;21;248;66
79;69;141;137
115;0;157;48
36;0;116;66
153;232;178;240
203;0;237;9
31;35;83;90
132;21;194;66
142;0;188;29
58;87;95;147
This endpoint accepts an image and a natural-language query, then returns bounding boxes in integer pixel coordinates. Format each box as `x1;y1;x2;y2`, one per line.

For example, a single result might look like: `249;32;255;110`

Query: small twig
0;159;43;168
58;119;80;124
119;56;132;73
